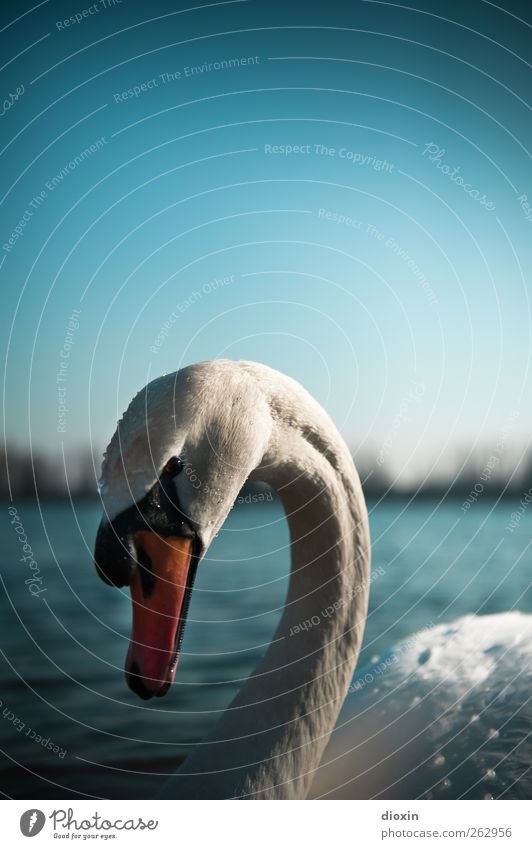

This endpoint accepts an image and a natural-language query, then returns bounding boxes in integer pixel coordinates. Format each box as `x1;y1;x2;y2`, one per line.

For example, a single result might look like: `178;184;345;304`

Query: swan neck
166;419;370;799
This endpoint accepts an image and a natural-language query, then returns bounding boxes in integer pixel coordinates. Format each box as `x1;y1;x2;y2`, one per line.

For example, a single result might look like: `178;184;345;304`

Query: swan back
312;612;532;799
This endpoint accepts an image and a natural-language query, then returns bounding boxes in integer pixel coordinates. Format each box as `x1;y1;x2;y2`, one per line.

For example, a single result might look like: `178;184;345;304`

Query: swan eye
164;456;183;477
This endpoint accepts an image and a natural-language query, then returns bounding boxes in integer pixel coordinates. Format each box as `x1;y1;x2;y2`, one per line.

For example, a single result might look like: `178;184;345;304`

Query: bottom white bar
2;799;530;848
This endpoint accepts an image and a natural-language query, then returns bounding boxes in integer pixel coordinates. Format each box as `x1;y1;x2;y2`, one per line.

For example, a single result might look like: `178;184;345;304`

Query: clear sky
2;0;532;485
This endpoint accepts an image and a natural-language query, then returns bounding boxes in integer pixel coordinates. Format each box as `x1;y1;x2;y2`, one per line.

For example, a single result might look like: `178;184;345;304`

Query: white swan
94;359;532;799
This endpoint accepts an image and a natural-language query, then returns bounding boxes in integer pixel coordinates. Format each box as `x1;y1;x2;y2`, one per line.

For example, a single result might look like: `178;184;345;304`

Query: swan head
93;361;272;700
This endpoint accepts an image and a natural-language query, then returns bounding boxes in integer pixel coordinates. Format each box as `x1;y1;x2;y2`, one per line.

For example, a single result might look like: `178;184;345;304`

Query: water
1;497;531;798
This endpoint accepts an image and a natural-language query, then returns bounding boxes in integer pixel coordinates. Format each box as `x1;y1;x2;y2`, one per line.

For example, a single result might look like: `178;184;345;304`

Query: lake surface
1;497;531;798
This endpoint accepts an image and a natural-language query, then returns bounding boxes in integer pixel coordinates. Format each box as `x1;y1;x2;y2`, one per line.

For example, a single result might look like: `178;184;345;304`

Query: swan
93;359;532;799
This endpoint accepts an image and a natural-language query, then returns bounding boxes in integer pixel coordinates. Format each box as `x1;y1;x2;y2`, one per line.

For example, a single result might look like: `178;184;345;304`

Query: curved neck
243;435;370;799
161;396;370;799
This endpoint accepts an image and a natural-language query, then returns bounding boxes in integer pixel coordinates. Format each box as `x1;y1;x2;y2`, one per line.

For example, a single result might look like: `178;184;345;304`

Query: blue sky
2;0;532;483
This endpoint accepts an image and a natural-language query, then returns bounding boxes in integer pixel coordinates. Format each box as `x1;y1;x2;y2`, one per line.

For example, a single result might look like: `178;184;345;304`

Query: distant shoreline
1;489;529;504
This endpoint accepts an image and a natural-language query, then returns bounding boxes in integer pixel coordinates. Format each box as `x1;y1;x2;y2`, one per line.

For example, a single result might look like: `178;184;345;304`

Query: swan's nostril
135;540;156;598
125;661;157;700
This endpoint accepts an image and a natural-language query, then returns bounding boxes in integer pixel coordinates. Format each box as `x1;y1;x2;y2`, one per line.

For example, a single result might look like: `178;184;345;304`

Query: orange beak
125;530;195;699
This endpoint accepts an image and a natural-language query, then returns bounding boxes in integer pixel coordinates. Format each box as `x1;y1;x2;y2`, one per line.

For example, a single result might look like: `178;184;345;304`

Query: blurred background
1;0;531;798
